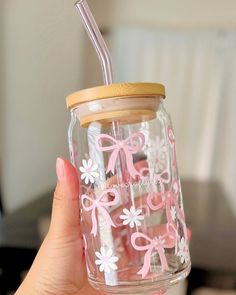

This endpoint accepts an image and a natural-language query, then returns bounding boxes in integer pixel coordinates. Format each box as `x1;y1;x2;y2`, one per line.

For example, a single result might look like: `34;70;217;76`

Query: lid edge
66;82;165;109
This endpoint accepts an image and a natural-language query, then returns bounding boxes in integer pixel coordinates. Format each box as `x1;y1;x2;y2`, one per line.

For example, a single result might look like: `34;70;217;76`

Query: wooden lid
66;82;165;109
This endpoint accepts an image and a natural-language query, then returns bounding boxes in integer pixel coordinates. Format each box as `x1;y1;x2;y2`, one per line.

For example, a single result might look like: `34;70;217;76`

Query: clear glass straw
75;1;120;285
74;0;125;190
75;0;113;85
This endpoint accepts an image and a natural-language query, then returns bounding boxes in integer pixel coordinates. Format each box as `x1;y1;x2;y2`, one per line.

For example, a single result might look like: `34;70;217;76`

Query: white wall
2;0;84;212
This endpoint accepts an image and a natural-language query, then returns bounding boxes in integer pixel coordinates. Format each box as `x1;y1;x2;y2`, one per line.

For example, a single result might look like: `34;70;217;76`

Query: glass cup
67;83;191;294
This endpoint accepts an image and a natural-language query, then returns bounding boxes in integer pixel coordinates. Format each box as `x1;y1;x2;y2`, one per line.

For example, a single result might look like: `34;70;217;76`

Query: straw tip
74;0;85;5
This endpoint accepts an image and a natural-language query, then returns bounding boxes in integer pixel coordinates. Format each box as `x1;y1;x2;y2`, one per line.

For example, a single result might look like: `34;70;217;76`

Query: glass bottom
88;263;191;295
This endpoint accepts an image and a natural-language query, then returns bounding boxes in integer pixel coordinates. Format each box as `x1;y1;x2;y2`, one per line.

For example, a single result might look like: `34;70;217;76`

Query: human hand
16;158;101;295
15;158;190;295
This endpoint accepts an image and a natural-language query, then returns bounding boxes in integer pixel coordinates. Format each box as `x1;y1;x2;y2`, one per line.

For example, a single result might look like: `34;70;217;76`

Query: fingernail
56;158;65;181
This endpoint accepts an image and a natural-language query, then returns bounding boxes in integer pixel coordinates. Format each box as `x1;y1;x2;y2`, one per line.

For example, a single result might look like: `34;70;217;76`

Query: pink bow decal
167;126;177;168
95;132;145;179
169;192;185;222
147;188;184;224
81;188;120;236
154;169;171;192
131;232;173;278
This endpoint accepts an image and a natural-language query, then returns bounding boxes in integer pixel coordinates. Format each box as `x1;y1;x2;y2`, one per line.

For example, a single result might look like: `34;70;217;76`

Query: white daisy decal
156;136;167;156
177;237;190;264
143;136;167;172
79;159;99;184
120;206;144;228
143;138;155;155
157;111;165;121
170;206;176;221
155;154;166;172
95;247;119;273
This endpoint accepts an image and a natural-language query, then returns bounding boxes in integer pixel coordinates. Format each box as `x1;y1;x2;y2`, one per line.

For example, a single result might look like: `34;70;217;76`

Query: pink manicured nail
56;158;65;181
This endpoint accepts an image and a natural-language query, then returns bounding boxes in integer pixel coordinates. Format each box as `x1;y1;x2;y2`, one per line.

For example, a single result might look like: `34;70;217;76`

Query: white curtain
109;28;236;214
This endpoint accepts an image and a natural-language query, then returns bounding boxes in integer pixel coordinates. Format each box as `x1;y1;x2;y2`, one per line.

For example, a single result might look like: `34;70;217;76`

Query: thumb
15;159;85;295
48;158;81;239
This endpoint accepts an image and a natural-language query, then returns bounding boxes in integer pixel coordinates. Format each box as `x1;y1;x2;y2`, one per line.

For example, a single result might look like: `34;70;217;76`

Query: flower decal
155;155;166;172
120;206;144;228
177;237;190;264
143;135;168;172
170;206;176;221
79;159;99;184
156;136;168;156
95;247;119;273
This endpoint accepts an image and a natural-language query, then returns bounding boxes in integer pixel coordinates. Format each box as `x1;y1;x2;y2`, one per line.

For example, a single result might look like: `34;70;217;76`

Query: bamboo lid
66;82;165;109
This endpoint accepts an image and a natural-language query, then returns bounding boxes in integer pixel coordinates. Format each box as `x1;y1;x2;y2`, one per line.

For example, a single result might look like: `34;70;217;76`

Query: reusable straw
75;0;113;85
74;0;127;183
75;0;118;285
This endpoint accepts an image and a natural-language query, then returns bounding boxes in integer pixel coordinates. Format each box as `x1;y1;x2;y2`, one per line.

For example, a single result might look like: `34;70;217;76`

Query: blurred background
0;0;236;294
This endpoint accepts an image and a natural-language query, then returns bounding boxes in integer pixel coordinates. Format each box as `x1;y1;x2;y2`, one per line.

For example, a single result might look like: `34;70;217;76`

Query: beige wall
93;0;236;28
84;0;236;87
0;1;6;200
2;0;84;212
